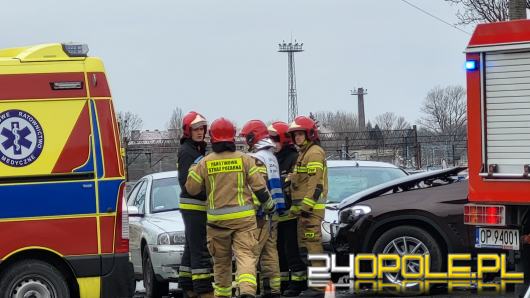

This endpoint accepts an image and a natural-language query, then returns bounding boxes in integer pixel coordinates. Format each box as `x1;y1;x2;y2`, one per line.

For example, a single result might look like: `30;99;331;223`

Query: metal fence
124;127;468;181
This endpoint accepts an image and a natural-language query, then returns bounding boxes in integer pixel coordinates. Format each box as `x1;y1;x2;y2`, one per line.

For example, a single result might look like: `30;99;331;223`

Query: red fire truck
464;20;530;276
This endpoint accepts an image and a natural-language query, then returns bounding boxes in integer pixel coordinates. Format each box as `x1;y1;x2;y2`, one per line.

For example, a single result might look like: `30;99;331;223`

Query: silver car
127;171;185;297
322;160;409;250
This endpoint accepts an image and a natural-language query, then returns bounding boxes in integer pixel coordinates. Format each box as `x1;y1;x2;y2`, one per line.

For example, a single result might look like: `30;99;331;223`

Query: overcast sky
4;0;472;130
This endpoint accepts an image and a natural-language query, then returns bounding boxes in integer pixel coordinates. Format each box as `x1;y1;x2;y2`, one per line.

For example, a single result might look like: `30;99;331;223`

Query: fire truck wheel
372;225;443;283
0;259;70;298
142;247;169;298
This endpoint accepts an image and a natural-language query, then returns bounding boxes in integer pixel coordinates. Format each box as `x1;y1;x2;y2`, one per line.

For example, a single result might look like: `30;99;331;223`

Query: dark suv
332;168;475;282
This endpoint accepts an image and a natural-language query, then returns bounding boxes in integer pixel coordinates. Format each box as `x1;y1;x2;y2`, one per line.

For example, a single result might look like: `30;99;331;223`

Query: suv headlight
339;205;371;224
157;231;186;245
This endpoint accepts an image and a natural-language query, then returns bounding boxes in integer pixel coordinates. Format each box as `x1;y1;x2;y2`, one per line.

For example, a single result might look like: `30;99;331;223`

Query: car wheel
142;247;169;298
372;225;443;284
0;259;70;298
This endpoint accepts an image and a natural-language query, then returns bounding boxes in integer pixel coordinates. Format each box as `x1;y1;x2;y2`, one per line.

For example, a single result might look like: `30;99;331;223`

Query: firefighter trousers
277;218;308;287
179;210;213;294
207;224;258;297
255;218;281;295
298;212;325;292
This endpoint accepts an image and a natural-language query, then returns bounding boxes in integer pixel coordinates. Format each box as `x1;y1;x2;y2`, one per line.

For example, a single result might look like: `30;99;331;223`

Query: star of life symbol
0;110;44;167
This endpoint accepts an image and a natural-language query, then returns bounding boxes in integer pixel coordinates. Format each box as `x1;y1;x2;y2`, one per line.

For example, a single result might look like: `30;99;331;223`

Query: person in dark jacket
178;111;214;298
268;121;307;296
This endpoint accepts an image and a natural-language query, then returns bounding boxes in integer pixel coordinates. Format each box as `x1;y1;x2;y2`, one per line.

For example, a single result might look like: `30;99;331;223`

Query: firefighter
177;111;214;298
240;120;286;298
285;116;328;298
267;121;306;295
185;117;276;298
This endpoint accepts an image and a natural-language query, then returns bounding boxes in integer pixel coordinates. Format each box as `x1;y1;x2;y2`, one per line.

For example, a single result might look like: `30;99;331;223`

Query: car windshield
151;177;180;212
327;166;407;203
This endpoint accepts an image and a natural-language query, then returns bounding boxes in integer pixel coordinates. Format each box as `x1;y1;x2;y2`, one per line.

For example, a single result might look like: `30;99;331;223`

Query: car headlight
339;205;371;224
157;231;186;245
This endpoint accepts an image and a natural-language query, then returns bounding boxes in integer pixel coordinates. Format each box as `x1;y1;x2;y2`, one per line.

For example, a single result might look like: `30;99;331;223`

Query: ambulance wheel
142;247;169;298
372;225;443;284
0;259;70;298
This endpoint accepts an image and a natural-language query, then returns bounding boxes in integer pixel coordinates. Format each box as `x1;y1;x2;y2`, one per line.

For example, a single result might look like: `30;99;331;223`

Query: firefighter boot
282;280;307;297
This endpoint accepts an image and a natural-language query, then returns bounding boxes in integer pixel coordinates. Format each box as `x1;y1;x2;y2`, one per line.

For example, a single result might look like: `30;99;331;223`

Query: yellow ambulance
0;43;134;297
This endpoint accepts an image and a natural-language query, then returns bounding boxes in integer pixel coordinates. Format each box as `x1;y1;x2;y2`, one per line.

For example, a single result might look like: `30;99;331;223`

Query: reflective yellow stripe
291;275;307;281
280;275;290;281
188;171;203;183
192;273;211;280
271;277;281;286
179;271;192;277
252;193;260;206
237;273;257;285
249;166;260;176
237;172;244;206
295;166;307;173
303;197;316;207
314;204;326;210
208;176;215;209
206;158;243;174
180;203;207;211
307;162;324;170
207;209;255;221
257;166;267;174
213;285;232;296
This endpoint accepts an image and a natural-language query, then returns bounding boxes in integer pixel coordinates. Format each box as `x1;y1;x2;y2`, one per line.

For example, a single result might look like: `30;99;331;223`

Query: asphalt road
133;281;527;297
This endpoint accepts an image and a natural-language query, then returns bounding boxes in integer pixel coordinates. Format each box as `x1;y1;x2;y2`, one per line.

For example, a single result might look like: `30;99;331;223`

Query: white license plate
475;228;519;250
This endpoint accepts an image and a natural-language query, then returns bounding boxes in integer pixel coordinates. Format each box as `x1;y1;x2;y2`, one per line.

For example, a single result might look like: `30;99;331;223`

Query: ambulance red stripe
95;100;121;177
0;217;98;258
0;73;87;100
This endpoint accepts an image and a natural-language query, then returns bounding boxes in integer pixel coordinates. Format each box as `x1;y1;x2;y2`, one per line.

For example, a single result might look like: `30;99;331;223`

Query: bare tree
445;0;529;25
374;112;411;131
312;111;358;132
167;107;184;139
117;111;143;142
418;85;467;136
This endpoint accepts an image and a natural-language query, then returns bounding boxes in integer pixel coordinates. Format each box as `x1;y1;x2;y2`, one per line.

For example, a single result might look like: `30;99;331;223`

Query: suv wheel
142;247;169;298
372;225;443;284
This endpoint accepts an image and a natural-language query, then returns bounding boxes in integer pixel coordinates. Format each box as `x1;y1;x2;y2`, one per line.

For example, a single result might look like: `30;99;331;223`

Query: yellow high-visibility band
207;209;255;221
179;204;207;211
192;273;211;280
303;197;316;207
188;171;203;183
249;166;260;176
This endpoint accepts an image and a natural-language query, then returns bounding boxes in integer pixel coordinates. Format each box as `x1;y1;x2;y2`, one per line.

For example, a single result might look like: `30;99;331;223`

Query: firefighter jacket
290;142;328;215
186;150;274;229
178;139;207;211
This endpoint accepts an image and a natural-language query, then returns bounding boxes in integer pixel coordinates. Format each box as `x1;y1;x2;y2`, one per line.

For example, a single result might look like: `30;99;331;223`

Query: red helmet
268;121;292;146
181;111;207;139
209;117;236;143
288;115;319;142
240;120;269;147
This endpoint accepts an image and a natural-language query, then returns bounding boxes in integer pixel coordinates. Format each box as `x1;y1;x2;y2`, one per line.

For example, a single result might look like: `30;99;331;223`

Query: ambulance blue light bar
62;43;89;57
465;60;478;71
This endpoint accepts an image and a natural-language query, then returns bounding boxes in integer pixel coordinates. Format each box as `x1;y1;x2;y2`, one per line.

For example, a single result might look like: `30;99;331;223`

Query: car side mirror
128;206;143;217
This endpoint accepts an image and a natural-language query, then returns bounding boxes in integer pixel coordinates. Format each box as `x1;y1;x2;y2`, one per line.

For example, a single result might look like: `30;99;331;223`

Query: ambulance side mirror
128;206;143;217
